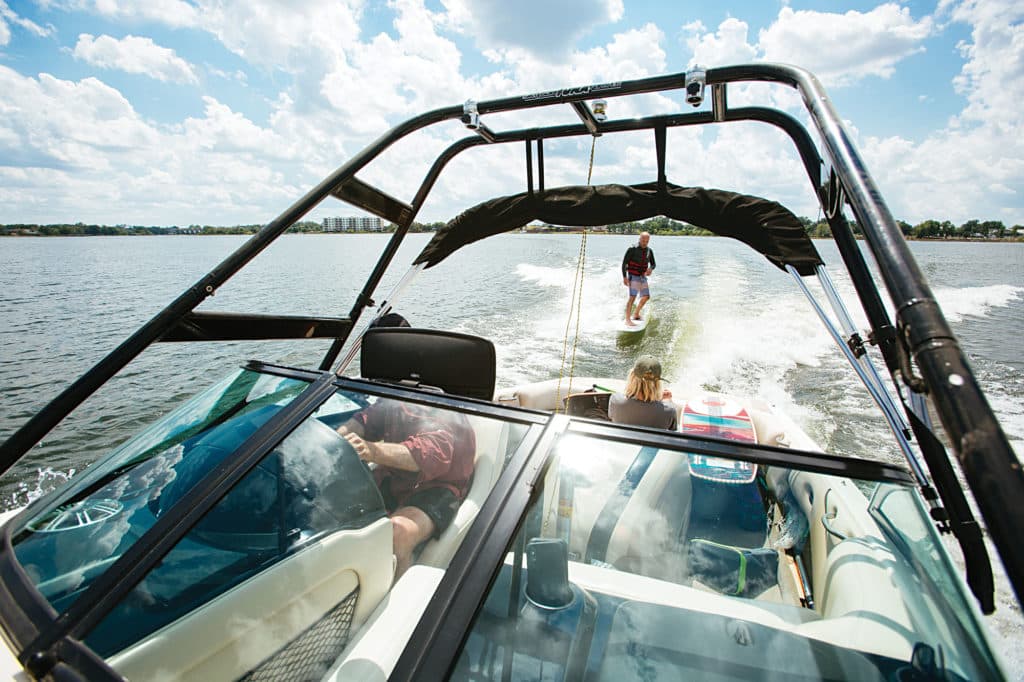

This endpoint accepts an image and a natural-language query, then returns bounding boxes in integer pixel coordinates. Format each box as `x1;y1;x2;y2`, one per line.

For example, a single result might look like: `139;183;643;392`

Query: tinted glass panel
12;369;310;612
39;386;530;681
85;398;387;655
451;432;1000;681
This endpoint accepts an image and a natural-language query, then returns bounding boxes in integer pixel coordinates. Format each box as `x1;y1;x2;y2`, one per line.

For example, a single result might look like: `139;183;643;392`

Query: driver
337;400;475;577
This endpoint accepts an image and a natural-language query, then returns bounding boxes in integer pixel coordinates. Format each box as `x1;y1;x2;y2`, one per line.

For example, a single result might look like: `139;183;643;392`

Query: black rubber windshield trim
18;371;339;678
568;420;914;485
389;416;568;681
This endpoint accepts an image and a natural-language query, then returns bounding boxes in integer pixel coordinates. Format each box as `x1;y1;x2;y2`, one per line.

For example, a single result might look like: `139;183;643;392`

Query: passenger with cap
609;355;677;430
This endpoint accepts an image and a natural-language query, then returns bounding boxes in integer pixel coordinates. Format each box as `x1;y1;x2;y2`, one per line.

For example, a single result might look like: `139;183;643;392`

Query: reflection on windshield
452;432;1000;681
332;395;478;577
13;369;310;610
85;410;386;656
9;375;531;680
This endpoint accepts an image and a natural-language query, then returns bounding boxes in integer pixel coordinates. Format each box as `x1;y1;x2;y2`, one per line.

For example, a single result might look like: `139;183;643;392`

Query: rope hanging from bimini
555;133;599;412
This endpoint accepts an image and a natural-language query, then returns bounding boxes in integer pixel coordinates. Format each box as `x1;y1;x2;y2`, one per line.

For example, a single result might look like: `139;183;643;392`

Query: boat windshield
451;430;1000;681
11;368;314;610
8;370;531;680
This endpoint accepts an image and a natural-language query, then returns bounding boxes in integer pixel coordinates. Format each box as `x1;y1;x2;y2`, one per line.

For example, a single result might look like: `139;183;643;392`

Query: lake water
1;233;1022;670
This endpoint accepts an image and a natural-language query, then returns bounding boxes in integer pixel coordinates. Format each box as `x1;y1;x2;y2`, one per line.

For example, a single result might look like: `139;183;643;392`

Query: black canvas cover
414;182;823;276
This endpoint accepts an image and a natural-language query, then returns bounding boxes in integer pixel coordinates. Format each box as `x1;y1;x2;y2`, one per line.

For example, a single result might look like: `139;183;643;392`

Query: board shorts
628;274;650;298
381;481;460;538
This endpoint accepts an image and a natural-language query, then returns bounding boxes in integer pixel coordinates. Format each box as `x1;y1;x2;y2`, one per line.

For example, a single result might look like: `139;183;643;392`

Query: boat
0;63;1020;681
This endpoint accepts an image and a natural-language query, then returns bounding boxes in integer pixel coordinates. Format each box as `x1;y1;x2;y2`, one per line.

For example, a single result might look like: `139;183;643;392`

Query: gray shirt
608;393;678;430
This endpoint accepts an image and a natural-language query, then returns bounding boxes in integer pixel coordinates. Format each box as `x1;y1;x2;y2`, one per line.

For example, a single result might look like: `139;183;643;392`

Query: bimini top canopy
414;182;824;276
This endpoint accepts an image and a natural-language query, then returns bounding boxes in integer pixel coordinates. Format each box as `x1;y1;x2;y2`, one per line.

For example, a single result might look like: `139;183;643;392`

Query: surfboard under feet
617;308;652;333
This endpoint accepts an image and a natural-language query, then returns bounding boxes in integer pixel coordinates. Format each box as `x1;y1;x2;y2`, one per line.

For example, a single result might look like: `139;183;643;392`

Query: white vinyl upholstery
603;451;692;581
571;559;920;664
569;560;818;628
784;470;917;660
109;518;394;682
417;416;508;568
326;565;445;682
500;377;626;411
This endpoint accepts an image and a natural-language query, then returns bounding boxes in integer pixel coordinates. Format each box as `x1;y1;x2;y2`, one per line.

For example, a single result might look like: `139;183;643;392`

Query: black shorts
381;483;460;538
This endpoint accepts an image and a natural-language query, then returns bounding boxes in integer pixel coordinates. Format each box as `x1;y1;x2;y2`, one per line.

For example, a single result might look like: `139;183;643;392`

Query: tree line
604;215;1022;240
1;216;1020;240
796;217;1021;240
0;220;448;236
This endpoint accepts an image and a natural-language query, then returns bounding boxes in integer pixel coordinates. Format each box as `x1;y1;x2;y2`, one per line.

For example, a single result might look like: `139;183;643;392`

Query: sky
0;0;1021;227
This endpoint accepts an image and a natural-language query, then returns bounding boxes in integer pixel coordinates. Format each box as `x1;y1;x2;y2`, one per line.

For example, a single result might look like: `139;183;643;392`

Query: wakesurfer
621;231;656;327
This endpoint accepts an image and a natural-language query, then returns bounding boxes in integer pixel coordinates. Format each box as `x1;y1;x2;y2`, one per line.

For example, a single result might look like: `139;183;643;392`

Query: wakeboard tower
0;63;1019;681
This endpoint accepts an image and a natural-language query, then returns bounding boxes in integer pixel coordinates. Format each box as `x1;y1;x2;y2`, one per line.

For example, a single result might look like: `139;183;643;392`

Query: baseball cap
632;355;661;380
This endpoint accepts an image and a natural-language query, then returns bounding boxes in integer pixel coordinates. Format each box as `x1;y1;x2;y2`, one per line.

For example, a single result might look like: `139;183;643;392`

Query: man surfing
621;231;656;327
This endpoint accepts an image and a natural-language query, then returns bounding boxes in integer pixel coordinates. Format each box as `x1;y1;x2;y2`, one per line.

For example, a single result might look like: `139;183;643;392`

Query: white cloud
67;0;199;28
685;17;757;68
197;0;362;73
441;0;624;61
322;0;464;127
757;4;933;86
0;66;159;170
482;22;668;94
183;96;290;154
863;0;1024;224
208;66;248;84
946;0;1024;129
0;0;53;46
0;66;306;224
72;34;198;84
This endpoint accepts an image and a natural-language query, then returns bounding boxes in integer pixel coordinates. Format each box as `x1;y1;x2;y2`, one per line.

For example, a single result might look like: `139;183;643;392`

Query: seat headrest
360;327;496;401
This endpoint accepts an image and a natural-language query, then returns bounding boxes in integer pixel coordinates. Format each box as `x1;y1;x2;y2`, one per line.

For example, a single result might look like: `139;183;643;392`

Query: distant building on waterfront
323;216;383;232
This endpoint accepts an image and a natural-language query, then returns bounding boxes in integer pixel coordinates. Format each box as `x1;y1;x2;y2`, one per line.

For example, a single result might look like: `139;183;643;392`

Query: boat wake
933;284;1023;322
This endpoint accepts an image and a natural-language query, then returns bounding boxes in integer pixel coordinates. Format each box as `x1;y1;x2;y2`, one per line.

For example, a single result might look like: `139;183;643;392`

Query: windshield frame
0;365;956;681
0;365;335;678
390;415;917;681
0;364;552;679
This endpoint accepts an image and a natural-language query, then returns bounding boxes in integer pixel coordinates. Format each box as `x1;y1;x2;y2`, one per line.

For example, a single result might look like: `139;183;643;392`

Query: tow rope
555;135;597;412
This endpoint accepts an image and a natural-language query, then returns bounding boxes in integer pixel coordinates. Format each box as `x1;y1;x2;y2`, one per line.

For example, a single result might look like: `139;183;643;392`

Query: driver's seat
360;327;496;400
359;327;502;569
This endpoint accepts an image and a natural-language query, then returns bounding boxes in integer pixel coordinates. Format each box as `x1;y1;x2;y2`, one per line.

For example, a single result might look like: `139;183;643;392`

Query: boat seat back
603;450;692;582
417;416;509;568
540;445;692;584
499;377;625;410
564;391;611;420
361;327;496;400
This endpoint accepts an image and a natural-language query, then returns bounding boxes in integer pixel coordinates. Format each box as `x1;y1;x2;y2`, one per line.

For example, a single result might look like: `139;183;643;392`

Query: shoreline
2;231;1021;243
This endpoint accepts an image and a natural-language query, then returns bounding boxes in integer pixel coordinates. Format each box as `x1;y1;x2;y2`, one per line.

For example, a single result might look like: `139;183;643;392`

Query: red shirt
354;400;476;506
